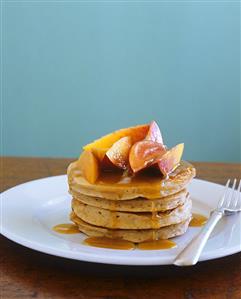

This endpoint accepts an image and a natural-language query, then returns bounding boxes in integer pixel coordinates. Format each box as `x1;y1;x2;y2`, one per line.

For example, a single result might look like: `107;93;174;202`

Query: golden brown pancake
73;189;188;212
70;212;191;243
68;160;196;200
72;197;192;229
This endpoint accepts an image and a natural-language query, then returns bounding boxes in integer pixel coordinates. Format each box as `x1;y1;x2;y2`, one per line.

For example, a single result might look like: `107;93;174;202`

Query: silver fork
174;179;241;266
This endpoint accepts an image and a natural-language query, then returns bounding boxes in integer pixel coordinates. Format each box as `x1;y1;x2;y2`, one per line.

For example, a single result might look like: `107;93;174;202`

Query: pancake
68;160;195;200
72;197;192;229
70;212;191;243
73;189;188;212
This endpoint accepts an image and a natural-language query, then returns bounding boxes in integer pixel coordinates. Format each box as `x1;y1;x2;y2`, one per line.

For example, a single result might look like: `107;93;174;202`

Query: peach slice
157;143;184;177
83;124;149;161
78;150;100;184
129;140;166;173
106;136;132;169
145;121;163;144
88;148;108;162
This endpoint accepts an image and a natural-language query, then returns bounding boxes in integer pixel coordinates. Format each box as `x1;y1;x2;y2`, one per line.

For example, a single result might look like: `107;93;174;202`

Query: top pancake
68;160;196;200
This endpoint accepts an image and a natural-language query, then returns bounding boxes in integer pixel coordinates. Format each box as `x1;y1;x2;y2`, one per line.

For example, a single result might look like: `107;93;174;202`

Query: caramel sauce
151;200;160;240
98;171;165;195
189;213;208;227
84;237;135;250
84;237;176;250
72;161;193;199
53;223;80;234
137;239;177;250
110;199;118;211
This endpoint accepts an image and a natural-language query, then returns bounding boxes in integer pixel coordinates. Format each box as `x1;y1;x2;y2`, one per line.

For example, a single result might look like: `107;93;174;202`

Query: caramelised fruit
129;140;166;173
158;143;184;177
145;121;163;144
83;124;149;161
78;150;100;184
106;136;132;169
101;155;117;171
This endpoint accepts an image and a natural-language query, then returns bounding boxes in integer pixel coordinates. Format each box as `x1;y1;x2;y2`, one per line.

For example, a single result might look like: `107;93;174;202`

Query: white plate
1;176;240;266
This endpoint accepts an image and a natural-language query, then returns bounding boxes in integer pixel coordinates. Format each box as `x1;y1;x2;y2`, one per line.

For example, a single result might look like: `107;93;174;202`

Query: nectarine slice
158;143;184;177
78;150;100;184
83;124;149;161
145;121;163;144
106;136;132;169
129;140;166;173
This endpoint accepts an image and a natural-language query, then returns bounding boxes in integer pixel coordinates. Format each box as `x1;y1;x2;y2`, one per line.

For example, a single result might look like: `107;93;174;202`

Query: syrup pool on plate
52;223;80;234
189;213;208;227
84;237;135;250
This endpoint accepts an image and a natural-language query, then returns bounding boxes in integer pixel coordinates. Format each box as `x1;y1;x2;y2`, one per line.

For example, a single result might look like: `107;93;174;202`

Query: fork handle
174;211;223;266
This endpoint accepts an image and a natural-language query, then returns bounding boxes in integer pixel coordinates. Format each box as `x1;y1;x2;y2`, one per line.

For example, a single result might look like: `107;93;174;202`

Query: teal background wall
2;2;240;162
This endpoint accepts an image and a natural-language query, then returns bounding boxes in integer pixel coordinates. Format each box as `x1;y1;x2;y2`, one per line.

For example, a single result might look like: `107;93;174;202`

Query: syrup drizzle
151;200;159;240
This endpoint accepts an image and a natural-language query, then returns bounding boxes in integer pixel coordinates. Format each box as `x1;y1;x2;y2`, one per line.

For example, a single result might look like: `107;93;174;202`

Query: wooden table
1;157;241;299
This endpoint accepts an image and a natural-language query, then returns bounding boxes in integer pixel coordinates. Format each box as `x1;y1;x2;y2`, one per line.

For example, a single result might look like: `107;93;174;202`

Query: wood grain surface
1;157;241;299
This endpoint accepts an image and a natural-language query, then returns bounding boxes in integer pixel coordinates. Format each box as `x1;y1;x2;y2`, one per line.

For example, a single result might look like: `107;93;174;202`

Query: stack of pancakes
68;160;196;243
